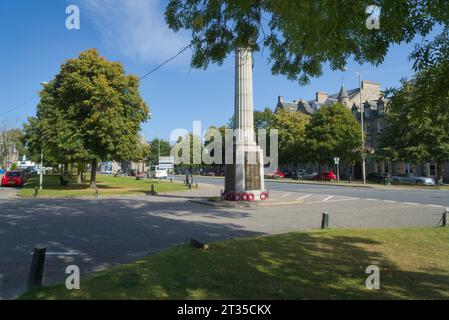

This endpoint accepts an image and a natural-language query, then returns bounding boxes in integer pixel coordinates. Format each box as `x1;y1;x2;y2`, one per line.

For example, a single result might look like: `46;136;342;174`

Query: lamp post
357;73;367;184
39;82;49;190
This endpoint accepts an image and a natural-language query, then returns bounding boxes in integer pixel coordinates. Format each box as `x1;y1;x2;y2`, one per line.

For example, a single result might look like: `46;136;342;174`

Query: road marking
403;202;420;206
383;200;397;203
323;196;333;202
297;194;312;201
366;199;378;201
325;197;359;203
281;194;291;198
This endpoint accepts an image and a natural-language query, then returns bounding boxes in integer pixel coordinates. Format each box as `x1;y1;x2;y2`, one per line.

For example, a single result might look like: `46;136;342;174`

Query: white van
154;167;168;179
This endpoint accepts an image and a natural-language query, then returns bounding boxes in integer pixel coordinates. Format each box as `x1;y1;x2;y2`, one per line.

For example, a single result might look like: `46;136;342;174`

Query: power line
139;44;192;80
3;44;192;117
3;95;38;115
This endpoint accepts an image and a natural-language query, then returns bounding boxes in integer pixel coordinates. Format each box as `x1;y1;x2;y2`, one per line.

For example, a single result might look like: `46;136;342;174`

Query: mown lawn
18;174;188;198
20;227;449;300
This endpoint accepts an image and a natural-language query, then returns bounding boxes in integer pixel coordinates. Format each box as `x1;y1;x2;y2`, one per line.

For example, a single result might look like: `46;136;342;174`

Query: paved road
184;176;449;207
0;184;445;299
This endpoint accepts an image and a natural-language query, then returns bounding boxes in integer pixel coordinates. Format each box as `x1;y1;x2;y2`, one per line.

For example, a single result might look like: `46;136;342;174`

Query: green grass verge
20;227;449;300
18;174;188;198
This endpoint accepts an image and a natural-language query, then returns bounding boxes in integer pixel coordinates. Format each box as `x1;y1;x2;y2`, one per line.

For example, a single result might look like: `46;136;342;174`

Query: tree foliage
24;49;149;187
270;109;309;165
305;103;362;165
166;0;449;85
378;60;449;181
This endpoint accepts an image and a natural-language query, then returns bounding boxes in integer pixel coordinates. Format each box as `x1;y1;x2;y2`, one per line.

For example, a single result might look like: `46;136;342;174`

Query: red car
313;171;337;182
1;170;26;188
265;170;285;179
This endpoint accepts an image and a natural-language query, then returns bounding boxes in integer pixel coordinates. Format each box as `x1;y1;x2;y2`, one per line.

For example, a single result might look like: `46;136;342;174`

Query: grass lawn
18;174;189;198
20;227;449;300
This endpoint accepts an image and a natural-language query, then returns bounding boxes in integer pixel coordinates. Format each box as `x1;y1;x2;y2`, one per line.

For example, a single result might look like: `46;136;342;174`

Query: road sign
334;157;340;165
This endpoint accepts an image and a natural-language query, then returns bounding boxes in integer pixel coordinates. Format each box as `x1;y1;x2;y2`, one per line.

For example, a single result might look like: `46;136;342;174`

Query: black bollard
26;246;46;291
321;212;329;229
150;184;155;195
443;209;448;227
34;186;39;198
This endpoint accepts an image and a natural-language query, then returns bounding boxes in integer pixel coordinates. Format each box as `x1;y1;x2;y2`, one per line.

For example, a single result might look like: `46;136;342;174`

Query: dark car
1;170;26;188
367;172;389;183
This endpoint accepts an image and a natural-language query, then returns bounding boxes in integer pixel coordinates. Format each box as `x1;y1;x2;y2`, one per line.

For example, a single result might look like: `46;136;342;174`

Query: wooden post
26;246;46;291
321;212;329;229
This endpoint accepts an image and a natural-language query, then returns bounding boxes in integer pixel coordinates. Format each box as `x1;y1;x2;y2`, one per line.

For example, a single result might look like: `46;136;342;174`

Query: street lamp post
39;82;48;190
358;73;367;184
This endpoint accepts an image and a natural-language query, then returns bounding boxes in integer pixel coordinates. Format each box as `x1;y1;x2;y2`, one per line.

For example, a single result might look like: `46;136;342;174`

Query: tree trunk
437;161;444;185
90;159;98;189
76;163;83;184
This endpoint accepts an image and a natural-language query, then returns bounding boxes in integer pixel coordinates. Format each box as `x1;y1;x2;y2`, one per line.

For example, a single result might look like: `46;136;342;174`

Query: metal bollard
34;186;39;198
188;183;192;190
443;209;448;227
95;187;99;199
151;184;155;195
27;246;46;291
321;212;329;229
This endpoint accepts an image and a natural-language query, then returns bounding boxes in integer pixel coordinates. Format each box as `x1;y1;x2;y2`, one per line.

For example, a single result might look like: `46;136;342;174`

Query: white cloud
79;0;191;65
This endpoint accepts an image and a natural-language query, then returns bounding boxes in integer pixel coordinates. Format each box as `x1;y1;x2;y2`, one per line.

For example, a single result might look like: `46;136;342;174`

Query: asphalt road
0;182;445;299
182;176;449;207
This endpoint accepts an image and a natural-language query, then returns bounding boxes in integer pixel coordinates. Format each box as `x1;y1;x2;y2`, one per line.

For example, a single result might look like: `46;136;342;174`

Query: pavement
0;181;447;299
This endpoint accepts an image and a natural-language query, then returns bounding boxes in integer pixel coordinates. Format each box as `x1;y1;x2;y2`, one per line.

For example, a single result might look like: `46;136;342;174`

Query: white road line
383;200;397;203
366;199;378;201
297;194;312;201
427;204;444;208
281;194;291;198
403;202;420;206
323;196;333;202
325;198;359;203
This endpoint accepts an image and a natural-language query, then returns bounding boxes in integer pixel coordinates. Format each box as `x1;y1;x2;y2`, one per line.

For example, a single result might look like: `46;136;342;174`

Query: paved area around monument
0;182;446;299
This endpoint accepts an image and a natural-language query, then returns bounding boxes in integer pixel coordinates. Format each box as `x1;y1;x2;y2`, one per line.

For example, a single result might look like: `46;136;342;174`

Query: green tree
379;61;449;183
270;109;310;166
305;103;362;165
166;1;449;84
25;49;149;188
148;138;171;165
228;107;275;130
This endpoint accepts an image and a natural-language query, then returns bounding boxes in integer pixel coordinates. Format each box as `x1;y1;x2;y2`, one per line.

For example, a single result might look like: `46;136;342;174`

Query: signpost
334;157;340;182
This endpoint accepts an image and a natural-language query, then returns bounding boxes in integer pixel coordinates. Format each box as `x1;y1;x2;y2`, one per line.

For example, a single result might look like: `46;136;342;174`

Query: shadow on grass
17;228;449;300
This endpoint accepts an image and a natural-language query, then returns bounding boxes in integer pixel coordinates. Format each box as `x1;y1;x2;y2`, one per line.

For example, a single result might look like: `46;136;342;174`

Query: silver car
392;173;436;185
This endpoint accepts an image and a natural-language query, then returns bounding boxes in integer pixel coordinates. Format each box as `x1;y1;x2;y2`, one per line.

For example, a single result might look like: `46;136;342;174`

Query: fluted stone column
224;48;266;199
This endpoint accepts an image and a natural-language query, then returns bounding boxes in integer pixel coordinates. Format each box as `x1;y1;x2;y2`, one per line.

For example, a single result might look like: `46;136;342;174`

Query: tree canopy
378;60;449;182
166;0;449;85
305;103;362;165
270;109;309;165
24;49;150;187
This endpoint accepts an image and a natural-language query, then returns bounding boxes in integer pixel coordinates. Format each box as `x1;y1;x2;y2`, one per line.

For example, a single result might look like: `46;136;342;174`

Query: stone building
276;80;449;180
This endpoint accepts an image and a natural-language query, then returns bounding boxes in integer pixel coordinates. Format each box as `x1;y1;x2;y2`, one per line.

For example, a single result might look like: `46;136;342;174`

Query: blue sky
0;0;433;141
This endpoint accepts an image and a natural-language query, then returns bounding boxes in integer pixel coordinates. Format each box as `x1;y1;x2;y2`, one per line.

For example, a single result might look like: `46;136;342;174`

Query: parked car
1;170;26;188
392;173;436;185
265;170;285;179
313;171;337;182
367;172;389;183
293;170;318;180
